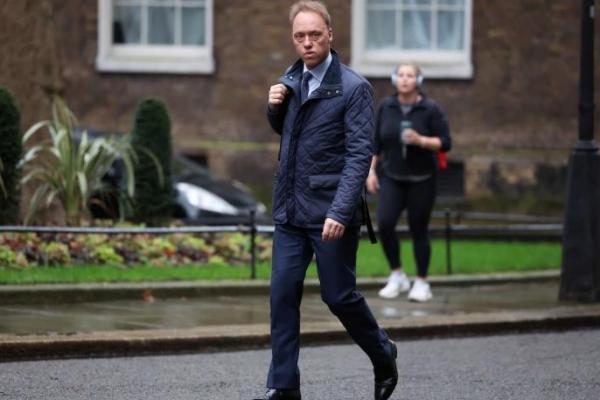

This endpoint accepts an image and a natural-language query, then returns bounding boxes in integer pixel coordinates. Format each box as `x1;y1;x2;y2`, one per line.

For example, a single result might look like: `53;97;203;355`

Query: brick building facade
1;1;598;208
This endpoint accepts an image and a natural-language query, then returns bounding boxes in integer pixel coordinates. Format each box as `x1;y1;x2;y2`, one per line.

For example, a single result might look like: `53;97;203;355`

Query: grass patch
0;240;560;285
0;263;271;285
356;239;560;277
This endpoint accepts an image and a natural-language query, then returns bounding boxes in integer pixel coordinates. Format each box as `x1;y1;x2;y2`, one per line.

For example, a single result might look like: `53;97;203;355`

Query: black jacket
374;95;451;180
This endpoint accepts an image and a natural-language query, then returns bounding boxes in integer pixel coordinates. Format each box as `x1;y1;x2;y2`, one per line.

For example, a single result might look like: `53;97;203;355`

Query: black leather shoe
253;388;301;400
374;340;398;400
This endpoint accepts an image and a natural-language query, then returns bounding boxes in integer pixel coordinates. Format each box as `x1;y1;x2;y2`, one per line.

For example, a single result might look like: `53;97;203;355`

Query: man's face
292;11;332;69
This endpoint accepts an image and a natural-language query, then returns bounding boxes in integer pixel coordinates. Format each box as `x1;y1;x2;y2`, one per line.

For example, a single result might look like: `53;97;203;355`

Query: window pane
148;0;177;4
402;0;432;6
438;11;464;49
438;0;464;6
148;6;176;45
402;10;431;49
113;6;142;44
366;10;396;49
369;0;398;7
182;7;205;45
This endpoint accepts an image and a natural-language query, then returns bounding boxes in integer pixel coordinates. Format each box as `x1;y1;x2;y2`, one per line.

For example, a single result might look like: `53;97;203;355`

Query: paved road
1;329;599;400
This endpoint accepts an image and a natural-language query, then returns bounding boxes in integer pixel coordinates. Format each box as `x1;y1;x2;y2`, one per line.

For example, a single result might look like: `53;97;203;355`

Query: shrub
0;87;23;224
130;98;173;226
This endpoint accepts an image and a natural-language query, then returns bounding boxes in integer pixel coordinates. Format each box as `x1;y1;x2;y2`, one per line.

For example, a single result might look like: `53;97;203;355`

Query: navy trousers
267;223;392;389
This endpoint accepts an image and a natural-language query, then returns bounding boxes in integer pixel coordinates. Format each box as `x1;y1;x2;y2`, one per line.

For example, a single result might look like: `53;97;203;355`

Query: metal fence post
445;208;453;275
249;210;257;280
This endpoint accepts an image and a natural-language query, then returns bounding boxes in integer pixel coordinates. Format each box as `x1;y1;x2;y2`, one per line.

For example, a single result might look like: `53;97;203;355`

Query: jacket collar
303;51;332;85
279;49;343;101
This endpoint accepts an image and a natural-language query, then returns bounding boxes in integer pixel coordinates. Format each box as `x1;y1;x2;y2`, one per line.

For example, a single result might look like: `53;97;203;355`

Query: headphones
391;65;424;88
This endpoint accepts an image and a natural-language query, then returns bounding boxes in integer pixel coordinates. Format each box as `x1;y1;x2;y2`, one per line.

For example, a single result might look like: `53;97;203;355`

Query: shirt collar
303;52;332;84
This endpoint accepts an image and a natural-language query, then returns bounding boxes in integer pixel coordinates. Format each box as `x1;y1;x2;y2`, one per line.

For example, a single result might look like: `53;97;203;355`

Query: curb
0;270;560;305
0;304;598;362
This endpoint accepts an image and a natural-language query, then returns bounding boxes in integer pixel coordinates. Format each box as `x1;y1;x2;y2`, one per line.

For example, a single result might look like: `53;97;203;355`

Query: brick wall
1;0;598;199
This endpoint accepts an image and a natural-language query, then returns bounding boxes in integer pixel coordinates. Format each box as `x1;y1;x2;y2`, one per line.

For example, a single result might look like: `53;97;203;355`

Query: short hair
396;63;422;77
289;1;331;27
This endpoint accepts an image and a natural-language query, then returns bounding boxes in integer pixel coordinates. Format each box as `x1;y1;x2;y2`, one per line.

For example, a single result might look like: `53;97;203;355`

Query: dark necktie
301;71;312;103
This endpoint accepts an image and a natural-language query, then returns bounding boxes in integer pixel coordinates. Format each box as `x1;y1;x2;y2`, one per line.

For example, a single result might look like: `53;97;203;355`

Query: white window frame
351;0;473;79
96;0;214;74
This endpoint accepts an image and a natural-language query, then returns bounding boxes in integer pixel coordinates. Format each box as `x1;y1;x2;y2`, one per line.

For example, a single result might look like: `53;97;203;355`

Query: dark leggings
376;175;436;278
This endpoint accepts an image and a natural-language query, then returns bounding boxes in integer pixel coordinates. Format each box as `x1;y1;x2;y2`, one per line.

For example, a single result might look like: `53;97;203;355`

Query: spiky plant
20;97;158;226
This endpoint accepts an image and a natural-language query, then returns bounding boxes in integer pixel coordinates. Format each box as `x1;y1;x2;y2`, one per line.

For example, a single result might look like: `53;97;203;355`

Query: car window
172;155;214;180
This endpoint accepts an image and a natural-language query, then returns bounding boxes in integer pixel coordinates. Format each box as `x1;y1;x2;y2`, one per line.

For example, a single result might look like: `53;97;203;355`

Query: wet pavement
0;282;561;335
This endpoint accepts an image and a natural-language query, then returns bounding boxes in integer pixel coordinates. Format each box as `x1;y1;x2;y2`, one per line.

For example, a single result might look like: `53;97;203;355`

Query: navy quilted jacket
268;50;374;228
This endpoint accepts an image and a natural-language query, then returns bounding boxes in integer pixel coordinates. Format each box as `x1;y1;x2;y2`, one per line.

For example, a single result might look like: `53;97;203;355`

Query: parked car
170;153;267;222
77;128;267;224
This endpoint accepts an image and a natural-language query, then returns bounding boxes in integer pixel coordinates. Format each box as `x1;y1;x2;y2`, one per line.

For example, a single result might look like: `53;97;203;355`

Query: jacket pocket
308;174;342;190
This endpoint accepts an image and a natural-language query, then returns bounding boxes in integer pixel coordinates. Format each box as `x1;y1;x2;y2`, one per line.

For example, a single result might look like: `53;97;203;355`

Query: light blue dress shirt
303;52;333;98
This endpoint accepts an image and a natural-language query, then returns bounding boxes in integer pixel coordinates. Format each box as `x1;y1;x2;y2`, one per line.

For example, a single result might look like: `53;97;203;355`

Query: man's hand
268;84;289;111
322;218;346;241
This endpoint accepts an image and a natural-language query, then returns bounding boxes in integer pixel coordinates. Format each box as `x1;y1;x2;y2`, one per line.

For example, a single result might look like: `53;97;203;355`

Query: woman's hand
401;128;424;146
366;171;379;194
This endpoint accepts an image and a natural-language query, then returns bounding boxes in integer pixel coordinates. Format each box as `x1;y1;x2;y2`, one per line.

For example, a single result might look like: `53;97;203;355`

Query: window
97;0;214;74
351;0;472;79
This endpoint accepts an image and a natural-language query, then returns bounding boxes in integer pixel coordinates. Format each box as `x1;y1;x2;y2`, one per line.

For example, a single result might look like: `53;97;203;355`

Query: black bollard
559;0;600;302
445;208;453;275
249;209;257;280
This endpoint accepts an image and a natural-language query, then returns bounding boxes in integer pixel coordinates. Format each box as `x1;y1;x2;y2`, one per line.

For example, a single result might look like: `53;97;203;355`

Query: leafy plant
14;252;28;268
39;242;71;265
213;232;251;263
92;244;124;265
180;236;210;251
145;237;177;258
0;245;17;266
130;98;173;226
176;235;212;262
0;87;23;224
0;230;275;268
20;97;145;225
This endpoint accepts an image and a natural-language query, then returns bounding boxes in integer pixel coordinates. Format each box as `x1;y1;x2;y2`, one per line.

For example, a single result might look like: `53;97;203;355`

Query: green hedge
0;87;22;224
130;98;173;226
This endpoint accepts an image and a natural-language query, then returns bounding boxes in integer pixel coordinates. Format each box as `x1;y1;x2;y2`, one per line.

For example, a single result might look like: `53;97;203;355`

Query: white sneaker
378;271;411;299
407;278;433;302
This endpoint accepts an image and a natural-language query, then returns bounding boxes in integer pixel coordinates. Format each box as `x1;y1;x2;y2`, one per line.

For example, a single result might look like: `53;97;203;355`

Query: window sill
95;56;215;75
351;59;473;80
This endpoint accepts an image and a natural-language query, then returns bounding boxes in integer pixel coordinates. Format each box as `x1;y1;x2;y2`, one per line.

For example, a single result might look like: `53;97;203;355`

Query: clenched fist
268;84;289;111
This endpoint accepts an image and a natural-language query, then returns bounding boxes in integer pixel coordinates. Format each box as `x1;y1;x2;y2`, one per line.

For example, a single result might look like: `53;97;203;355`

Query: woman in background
367;63;452;302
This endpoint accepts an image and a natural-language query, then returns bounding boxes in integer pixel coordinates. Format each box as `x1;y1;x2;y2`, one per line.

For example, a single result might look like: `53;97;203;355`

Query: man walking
255;2;398;399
